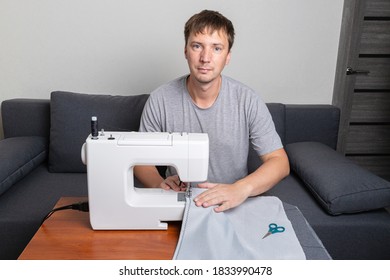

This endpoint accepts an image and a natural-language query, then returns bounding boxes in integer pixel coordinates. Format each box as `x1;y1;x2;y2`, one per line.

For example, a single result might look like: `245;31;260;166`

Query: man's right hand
160;175;187;192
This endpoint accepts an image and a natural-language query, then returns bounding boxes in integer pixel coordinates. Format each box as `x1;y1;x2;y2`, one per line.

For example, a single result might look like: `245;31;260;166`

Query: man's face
185;28;231;85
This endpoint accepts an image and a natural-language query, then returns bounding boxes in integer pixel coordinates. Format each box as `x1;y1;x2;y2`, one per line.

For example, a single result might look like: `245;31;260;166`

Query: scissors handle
269;223;285;234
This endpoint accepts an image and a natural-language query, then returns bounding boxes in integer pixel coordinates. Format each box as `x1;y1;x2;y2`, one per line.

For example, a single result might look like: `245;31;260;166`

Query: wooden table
18;197;181;260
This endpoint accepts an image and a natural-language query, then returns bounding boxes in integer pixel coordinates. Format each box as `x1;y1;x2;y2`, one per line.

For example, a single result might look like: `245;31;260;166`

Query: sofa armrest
0;136;48;196
285;141;390;215
1;99;50;138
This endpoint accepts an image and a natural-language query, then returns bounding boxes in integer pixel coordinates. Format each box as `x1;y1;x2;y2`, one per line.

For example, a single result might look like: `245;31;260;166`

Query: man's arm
194;148;290;212
134;166;186;191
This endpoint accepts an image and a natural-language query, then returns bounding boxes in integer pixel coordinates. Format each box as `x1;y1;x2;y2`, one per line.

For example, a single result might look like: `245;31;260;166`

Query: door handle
346;67;370;75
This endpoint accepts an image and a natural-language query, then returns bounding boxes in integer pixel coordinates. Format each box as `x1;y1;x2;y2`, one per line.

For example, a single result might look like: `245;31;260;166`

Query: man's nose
200;48;211;63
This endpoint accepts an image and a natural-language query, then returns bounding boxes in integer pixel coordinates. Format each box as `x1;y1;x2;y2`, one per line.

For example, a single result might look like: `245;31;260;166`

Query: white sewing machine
81;131;209;230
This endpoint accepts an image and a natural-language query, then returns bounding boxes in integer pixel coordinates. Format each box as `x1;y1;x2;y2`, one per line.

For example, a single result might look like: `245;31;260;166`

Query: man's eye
192;44;201;50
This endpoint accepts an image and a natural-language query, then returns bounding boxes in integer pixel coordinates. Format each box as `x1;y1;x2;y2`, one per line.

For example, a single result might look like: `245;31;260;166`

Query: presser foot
185;184;192;198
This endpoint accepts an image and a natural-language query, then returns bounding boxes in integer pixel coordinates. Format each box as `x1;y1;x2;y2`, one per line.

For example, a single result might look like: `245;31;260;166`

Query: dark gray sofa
1;91;390;260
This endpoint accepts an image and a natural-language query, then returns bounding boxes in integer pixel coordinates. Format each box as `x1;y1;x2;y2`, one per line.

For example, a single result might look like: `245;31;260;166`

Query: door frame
332;0;367;153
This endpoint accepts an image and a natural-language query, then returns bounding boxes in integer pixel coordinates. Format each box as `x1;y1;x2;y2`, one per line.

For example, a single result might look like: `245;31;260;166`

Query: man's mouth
198;67;211;73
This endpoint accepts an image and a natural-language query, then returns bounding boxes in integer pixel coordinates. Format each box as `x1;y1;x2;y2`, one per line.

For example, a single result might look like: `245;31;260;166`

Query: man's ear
225;51;232;65
184;46;188;59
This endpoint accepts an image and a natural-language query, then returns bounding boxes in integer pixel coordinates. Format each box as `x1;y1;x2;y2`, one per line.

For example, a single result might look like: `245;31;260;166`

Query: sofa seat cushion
285;141;390;215
49;91;149;172
0;136;47;196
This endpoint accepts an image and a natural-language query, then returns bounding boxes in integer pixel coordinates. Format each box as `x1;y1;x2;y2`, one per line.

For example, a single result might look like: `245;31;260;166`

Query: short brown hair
184;10;235;51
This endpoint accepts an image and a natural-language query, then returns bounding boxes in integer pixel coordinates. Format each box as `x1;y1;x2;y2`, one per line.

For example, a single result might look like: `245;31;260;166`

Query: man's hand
194;148;289;213
194;182;252;212
160;175;187;192
134;166;187;191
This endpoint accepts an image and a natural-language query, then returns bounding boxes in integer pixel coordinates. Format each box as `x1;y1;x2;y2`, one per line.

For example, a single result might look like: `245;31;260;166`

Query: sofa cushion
49;91;149;172
285;141;390;215
0;136;47;196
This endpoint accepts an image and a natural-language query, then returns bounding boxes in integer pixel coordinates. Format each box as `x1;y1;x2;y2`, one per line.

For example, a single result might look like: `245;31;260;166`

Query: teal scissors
262;223;285;239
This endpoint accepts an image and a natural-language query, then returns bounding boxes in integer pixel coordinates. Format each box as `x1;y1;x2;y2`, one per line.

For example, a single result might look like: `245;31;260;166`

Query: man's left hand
194;182;251;212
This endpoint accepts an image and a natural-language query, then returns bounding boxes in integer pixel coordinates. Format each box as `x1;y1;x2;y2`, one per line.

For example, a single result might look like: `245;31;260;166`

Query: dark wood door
333;0;390;181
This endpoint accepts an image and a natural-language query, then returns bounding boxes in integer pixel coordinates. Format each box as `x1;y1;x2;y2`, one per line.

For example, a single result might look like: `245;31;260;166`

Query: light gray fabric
173;188;306;260
139;75;283;184
282;202;331;260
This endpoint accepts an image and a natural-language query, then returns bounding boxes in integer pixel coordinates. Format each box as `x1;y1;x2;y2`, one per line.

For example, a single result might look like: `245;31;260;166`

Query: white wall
0;0;344;138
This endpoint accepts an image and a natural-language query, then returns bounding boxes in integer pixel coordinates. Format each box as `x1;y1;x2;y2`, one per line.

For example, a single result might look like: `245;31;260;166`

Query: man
134;10;289;213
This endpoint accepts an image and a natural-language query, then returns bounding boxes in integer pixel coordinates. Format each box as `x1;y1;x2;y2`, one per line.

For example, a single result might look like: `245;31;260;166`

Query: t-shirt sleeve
248;95;283;156
139;93;163;132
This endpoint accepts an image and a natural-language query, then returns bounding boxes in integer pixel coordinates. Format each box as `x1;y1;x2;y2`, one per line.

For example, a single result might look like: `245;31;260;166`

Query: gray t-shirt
139;75;282;184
